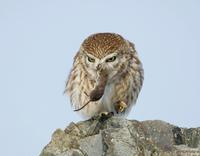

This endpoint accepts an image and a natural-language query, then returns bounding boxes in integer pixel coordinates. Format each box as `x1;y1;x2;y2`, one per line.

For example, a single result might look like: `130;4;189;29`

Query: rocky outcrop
40;116;200;156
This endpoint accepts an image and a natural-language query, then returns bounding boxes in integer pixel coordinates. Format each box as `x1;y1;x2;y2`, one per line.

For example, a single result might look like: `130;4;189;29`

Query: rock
40;116;200;156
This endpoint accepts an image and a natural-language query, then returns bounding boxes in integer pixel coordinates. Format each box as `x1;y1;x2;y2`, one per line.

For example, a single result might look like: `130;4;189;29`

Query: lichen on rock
40;116;200;156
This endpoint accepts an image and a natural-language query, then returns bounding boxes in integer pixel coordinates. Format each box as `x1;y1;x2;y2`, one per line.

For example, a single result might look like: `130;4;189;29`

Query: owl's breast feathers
66;53;143;114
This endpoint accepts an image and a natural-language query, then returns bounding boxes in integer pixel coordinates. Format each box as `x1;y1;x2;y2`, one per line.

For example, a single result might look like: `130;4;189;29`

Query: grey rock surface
40;116;200;156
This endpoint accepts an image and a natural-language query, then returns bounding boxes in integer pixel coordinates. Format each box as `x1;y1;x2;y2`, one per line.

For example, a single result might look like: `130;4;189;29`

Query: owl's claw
115;101;127;113
99;112;114;122
90;112;114;121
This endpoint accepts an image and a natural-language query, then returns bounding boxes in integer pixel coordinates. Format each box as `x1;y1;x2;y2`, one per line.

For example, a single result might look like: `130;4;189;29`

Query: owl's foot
115;101;127;113
99;111;114;122
87;112;114;136
90;112;114;121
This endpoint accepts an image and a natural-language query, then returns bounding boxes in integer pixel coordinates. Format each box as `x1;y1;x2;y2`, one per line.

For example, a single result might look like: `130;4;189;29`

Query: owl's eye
87;56;95;63
106;56;116;62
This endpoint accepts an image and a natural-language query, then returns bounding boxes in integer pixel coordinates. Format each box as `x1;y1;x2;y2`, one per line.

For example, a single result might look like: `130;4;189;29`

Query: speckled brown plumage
65;32;144;119
82;33;126;58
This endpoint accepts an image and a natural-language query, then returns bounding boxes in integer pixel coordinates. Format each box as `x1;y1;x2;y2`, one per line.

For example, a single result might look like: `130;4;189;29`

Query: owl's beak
96;64;102;71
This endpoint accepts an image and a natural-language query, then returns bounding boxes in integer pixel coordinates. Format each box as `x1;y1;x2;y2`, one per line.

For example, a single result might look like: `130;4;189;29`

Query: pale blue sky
0;0;200;156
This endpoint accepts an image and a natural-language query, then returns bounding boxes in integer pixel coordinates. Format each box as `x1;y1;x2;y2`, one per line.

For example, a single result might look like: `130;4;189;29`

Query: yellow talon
119;106;124;112
115;101;127;113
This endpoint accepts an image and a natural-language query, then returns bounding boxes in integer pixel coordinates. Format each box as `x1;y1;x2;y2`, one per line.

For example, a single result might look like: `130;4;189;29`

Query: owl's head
77;33;136;80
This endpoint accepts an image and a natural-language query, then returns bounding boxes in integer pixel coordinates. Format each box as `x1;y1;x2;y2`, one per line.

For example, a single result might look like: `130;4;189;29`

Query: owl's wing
64;51;80;95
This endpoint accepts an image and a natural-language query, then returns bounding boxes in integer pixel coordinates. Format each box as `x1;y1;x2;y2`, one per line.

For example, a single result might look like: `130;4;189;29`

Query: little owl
65;33;144;119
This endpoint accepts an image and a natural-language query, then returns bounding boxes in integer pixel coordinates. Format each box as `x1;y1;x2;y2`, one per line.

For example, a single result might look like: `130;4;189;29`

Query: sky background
0;0;200;156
